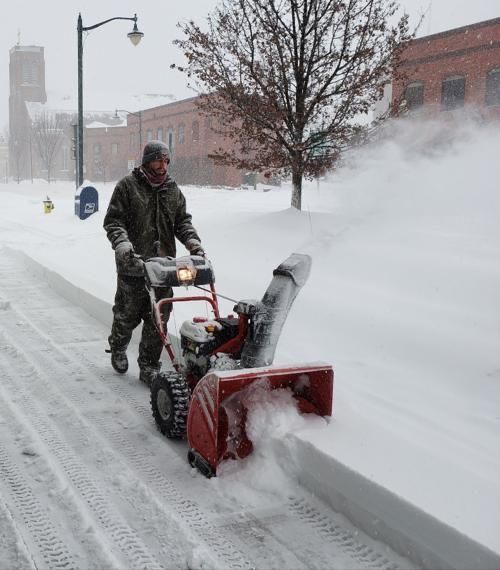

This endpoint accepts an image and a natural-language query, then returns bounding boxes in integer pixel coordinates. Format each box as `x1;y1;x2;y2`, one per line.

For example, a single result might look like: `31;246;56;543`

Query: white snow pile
215;381;318;504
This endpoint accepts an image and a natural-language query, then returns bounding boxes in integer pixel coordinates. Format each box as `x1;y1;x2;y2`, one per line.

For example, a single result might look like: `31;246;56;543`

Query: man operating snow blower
103;140;205;386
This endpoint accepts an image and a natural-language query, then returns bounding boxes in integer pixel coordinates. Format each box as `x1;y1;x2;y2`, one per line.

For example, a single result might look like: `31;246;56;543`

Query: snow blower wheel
150;372;190;438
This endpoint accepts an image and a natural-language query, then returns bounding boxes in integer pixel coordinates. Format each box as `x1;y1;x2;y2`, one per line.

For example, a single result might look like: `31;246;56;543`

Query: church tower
9;44;47;104
9;44;47;179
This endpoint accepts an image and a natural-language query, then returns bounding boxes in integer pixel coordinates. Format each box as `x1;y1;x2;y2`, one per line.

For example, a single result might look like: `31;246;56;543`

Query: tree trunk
291;165;303;211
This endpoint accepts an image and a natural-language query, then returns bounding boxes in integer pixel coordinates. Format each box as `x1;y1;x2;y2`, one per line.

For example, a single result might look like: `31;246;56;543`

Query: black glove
186;239;206;258
114;241;134;263
191;247;206;258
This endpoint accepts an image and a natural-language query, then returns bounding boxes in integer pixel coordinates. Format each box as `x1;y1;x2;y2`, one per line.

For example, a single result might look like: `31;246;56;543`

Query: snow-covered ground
0;117;499;569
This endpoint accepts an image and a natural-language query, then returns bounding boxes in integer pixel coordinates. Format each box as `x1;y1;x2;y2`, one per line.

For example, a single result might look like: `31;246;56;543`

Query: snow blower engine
143;253;333;477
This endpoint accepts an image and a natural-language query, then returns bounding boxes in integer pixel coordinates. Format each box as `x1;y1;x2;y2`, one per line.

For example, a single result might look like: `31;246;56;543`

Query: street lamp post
114;109;142;165
77;12;143;188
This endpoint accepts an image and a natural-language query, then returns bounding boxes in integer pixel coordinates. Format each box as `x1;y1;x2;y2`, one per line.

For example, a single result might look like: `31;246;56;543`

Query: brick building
8;43;247;187
392;17;500;118
141;98;243;187
84;120;130;184
85;97;245;187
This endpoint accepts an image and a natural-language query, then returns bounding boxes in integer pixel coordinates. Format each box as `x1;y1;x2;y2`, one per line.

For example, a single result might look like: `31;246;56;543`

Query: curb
286;436;500;570
17;248;113;329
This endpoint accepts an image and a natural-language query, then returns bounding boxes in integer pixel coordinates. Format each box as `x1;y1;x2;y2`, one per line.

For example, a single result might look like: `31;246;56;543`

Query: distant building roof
87;121;125;129
10;45;44;54
413;16;500;44
44;89;176;117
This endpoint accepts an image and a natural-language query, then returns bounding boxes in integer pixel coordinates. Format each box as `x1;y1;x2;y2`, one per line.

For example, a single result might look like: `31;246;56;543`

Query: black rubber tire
150;371;190;439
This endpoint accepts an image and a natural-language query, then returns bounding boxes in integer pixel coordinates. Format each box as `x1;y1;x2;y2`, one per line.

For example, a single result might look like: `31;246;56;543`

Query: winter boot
139;363;161;386
110;349;128;374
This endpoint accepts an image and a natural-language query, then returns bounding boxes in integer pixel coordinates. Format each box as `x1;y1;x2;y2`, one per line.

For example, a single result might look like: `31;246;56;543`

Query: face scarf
140;165;167;187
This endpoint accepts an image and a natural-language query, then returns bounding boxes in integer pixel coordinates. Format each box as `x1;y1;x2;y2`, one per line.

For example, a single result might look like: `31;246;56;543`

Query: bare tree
175;0;411;209
32;112;67;183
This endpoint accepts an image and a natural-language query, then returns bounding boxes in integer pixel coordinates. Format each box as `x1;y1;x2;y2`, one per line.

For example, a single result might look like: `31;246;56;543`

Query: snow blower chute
143;253;333;477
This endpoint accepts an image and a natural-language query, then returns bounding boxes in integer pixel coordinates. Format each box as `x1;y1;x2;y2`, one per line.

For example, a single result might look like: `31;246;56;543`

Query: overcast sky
2;0;499;132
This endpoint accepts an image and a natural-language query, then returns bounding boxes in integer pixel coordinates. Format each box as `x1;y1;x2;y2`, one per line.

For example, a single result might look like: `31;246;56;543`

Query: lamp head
128;16;143;46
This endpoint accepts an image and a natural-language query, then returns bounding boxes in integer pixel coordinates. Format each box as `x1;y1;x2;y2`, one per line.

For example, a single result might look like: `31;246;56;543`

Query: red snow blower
143;253;333;477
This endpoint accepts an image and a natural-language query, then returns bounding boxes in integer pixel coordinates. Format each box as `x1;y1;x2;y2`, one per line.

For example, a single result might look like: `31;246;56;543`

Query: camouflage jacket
103;168;201;275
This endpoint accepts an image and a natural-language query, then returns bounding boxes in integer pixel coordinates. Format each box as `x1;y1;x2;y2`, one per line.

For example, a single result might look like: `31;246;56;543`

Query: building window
129;132;135;149
486;68;500;106
94;143;101;156
204;117;213;139
157;127;163;141
178;124;185;144
22;61;38;85
111;142;119;155
192;120;199;142
146;129;152;142
441;75;465;110
403;81;424;110
167;128;174;153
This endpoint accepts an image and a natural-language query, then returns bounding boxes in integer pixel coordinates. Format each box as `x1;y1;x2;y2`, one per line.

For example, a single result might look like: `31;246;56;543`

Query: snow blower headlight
176;259;197;286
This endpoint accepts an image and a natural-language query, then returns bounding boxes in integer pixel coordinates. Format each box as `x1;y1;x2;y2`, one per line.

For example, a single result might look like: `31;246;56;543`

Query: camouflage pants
108;275;172;370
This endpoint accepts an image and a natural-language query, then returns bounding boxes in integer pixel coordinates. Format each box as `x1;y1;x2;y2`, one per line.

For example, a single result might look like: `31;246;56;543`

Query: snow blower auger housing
144;253;333;477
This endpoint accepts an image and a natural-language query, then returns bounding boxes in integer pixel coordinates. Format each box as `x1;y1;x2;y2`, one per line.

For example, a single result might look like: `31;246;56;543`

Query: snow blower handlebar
142;255;215;289
142;255;221;364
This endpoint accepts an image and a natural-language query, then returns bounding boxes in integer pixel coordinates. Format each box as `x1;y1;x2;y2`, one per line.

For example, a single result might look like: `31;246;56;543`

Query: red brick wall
85;97;246;187
85;125;130;183
392;17;500;118
141;98;244;187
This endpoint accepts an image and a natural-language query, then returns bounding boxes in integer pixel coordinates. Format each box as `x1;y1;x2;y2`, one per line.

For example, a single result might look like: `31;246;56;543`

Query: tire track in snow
0;251;415;570
287;497;404;570
0;332;167;570
0;484;37;570
54;340;256;568
0;309;253;569
0;263;247;568
214;510;313;569
0;443;76;570
0;255;252;568
88;416;256;570
0;384;127;570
